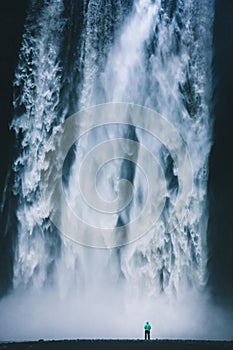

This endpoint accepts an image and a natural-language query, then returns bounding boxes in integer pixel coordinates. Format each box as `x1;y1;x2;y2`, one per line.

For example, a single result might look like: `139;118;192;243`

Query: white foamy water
1;0;227;341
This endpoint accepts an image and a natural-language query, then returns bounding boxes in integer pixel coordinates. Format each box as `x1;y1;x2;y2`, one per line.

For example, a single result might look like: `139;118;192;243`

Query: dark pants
145;330;150;340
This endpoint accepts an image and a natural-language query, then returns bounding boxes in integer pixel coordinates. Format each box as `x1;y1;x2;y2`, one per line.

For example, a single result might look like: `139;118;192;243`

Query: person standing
144;321;151;340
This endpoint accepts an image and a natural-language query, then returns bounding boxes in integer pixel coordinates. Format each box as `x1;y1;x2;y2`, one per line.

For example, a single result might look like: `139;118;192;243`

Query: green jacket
144;323;151;331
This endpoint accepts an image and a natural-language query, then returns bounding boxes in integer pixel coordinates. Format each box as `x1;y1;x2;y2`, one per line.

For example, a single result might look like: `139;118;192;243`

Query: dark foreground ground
0;340;233;350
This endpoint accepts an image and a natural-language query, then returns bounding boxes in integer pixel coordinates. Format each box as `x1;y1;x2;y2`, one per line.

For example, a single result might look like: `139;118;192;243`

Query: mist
0;277;232;341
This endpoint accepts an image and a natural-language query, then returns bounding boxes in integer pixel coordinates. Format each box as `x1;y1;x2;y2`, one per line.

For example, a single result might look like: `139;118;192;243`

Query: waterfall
0;0;219;341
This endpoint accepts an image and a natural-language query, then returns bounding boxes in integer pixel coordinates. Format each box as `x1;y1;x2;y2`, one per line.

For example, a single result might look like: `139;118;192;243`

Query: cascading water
0;0;222;341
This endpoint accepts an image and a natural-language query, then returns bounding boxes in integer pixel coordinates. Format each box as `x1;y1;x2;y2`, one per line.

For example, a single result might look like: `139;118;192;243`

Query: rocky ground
0;340;233;350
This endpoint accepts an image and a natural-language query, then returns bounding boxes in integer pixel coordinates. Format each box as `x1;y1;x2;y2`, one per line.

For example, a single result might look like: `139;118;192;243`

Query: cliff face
207;0;233;304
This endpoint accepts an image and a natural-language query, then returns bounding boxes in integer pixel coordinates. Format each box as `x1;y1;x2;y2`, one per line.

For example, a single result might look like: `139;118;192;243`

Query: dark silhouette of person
144;321;151;340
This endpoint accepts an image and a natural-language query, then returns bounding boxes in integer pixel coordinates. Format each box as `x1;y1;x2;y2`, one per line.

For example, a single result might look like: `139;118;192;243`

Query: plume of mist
0;281;232;341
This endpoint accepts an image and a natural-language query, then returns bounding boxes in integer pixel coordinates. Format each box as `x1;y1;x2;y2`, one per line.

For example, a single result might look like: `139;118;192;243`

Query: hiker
144;321;151;340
